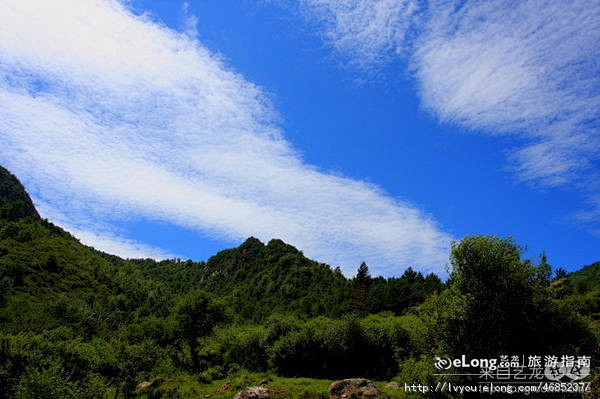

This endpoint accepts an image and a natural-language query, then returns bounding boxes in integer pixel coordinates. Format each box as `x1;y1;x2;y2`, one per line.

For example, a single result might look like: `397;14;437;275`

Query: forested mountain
0;166;598;398
131;237;353;319
0;166;39;220
133;237;443;321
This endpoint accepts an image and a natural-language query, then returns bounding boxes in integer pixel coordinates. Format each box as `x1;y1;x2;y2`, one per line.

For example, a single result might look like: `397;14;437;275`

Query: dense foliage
568;262;600;293
0;166;598;398
133;238;443;321
439;236;595;358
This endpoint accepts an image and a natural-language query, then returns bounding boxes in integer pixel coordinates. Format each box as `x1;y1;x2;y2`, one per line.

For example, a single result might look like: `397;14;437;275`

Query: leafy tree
353;262;371;313
173;289;229;370
439;235;596;360
554;267;568;279
535;251;552;286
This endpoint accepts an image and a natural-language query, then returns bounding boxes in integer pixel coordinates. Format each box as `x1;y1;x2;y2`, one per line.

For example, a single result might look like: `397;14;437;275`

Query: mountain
133;237;354;320
568;261;600;293
0;166;39;220
132;237;448;320
0;163;596;318
0;164;443;396
0;164;442;321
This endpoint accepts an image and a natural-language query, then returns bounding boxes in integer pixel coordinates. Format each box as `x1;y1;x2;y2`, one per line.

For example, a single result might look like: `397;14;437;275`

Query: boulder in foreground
233;386;270;399
328;378;383;399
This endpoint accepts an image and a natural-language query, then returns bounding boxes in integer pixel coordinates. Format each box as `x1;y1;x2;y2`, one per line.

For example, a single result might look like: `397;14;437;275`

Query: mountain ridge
0;164;446;321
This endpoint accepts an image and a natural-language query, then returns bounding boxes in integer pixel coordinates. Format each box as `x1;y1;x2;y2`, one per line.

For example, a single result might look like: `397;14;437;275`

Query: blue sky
0;0;598;276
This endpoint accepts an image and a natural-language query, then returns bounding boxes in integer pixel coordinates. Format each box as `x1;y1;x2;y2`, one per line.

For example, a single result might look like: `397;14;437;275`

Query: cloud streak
301;0;600;229
0;0;451;275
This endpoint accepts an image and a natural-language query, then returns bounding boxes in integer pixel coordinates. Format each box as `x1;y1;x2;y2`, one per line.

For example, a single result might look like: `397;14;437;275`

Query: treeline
132;237;444;321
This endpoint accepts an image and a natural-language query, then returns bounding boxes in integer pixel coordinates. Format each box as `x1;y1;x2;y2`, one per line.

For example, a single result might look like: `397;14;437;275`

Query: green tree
353;262;371;313
535;251;552;285
441;236;537;358
174;289;229;371
439;235;596;361
554;267;568;279
356;262;371;282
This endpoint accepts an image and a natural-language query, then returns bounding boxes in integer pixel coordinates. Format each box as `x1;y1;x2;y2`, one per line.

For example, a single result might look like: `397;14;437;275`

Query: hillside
133;237;353;320
568;261;600;293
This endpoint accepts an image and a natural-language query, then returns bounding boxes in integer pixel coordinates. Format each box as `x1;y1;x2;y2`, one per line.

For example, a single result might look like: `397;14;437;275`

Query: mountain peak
0;166;40;220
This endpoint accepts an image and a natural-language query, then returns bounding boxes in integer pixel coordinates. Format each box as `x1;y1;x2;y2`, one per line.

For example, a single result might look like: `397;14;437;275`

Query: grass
135;372;414;398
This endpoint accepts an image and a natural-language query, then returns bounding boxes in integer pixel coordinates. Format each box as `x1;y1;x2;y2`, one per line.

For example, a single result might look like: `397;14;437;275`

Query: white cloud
0;0;451;276
181;2;199;39
300;0;600;227
414;0;600;186
300;0;420;66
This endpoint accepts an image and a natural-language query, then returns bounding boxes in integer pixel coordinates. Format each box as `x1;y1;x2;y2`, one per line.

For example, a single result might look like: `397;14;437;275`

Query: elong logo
434;356;498;370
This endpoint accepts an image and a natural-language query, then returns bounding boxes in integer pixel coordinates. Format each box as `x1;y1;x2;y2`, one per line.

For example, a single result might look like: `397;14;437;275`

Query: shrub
269;315;409;379
14;364;106;399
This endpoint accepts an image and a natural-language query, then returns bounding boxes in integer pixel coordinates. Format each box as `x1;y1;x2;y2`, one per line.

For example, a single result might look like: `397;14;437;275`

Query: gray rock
328;378;383;399
233;386;270;399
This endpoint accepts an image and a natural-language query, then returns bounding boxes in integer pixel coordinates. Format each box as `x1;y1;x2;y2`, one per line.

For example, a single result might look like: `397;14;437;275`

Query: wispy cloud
414;0;600;186
0;0;451;275
300;0;420;66
300;0;600;229
181;2;199;39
